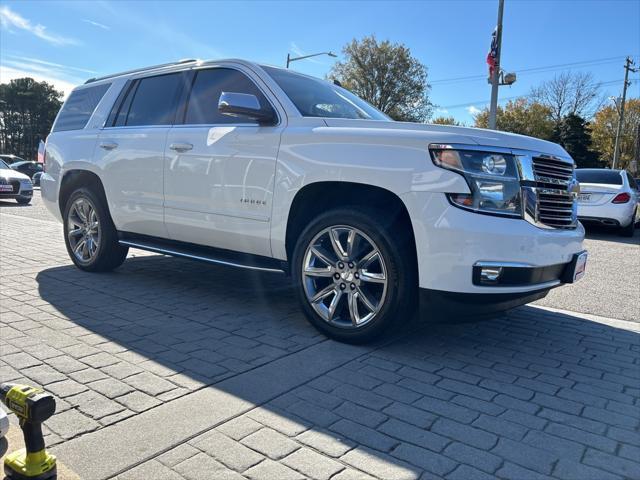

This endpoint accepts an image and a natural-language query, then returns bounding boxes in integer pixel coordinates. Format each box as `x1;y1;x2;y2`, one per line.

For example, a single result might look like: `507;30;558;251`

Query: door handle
169;143;193;152
99;142;118;150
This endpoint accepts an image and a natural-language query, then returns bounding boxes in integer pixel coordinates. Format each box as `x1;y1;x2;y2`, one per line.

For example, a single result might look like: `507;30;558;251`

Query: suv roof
85;58;199;84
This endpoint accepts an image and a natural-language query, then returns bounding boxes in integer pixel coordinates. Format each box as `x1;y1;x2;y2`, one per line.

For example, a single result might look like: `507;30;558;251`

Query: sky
1;0;639;124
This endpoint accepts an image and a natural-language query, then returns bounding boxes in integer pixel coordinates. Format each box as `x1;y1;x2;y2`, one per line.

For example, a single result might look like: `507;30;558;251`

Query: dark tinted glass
184;68;270;125
627;173;638;189
126;73;181;126
576;169;623;185
262;66;388;121
53;83;111;132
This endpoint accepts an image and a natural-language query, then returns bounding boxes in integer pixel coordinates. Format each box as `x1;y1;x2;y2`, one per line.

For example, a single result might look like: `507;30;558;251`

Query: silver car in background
576;168;639;237
0;159;33;205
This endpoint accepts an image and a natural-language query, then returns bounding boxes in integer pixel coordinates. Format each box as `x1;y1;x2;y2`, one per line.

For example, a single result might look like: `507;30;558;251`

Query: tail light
612;192;630;204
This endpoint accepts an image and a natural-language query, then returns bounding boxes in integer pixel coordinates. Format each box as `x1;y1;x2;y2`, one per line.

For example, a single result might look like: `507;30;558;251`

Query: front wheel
63;187;128;272
292;207;417;343
16;196;31;205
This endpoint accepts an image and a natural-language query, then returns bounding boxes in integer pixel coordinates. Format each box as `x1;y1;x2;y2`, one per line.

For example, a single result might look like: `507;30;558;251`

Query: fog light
480;266;502;284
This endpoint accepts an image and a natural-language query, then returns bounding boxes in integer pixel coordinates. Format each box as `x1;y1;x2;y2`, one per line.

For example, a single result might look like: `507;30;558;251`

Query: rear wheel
63;187;128;271
292;207;417;343
619;209;636;237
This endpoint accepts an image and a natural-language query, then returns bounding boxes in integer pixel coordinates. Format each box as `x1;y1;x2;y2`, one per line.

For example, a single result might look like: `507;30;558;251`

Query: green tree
330;35;432;122
474;98;555;140
431;116;461;126
555;113;603;168
591;98;640;169
0;78;63;160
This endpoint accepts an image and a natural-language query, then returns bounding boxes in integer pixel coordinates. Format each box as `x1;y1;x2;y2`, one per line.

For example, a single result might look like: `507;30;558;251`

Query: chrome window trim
101;64;283;130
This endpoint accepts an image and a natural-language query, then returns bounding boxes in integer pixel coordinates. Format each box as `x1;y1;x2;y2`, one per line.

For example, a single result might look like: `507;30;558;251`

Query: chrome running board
118;234;286;274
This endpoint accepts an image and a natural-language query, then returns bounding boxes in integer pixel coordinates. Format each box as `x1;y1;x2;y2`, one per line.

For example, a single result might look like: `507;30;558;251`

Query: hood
322;119;571;159
0;168;31;181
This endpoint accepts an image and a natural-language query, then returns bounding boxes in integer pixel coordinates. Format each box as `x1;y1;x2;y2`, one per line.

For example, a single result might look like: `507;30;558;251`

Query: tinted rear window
576;169;623;185
53;83;111;132
126;73;182;126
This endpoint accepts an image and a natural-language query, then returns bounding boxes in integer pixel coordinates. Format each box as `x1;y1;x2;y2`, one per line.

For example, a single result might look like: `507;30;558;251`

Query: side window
627;173;638;190
53;83;111;132
184;68;272;125
125;73;182;127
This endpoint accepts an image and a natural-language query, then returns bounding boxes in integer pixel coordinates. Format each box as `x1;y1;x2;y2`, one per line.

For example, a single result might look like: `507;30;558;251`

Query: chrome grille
529;156;577;229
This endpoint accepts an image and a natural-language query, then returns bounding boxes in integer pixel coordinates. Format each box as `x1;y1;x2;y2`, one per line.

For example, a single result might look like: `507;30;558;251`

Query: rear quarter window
52;83;111;132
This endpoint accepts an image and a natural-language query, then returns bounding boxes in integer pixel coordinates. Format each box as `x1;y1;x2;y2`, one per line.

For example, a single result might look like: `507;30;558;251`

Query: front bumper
401;191;585;294
0;179;33;199
419;287;550;317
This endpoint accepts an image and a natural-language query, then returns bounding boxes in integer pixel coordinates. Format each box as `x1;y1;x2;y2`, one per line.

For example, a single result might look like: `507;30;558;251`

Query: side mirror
218;92;276;125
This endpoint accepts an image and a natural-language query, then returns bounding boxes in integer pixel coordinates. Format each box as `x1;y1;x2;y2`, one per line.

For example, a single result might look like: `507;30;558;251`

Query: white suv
41;59;586;342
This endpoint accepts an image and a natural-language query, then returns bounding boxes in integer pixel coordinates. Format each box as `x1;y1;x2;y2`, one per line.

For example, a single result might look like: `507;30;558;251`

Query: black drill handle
21;421;45;454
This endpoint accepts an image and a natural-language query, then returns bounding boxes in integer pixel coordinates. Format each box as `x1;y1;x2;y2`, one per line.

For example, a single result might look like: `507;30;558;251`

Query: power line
431;55;637;85
441;78;633;110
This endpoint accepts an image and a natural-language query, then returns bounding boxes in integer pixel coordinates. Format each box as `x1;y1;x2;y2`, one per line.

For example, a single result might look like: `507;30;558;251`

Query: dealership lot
1;193;639;480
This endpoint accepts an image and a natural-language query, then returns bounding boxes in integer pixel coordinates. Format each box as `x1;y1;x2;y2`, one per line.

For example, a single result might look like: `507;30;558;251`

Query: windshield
576;169;622;185
0;160;10;170
262;66;389;121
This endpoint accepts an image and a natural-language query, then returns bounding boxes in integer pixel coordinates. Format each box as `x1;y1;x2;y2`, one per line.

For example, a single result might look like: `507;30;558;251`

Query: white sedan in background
576;168;639;237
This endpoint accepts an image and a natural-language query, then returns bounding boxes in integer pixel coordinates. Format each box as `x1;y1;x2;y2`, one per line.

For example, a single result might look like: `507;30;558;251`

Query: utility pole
612;56;638;169
488;0;505;130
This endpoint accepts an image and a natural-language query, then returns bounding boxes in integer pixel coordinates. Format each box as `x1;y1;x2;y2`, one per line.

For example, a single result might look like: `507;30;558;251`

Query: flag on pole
487;27;498;77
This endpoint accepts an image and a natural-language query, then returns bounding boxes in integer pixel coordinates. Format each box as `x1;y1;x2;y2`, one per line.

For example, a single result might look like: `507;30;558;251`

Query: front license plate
573;252;588;282
0;185;13;192
578;193;591;202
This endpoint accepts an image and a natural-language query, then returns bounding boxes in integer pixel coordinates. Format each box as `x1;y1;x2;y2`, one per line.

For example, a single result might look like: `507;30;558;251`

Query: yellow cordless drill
0;383;57;480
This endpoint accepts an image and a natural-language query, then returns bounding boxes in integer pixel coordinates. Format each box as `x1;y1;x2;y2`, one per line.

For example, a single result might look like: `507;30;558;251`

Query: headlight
430;145;522;217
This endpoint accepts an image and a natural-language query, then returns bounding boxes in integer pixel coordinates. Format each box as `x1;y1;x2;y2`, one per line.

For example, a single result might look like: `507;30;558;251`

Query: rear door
97;72;186;237
163;66;284;256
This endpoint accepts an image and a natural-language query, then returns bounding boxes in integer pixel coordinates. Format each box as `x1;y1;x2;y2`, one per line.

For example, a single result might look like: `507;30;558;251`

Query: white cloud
0;65;79;98
466;105;482;116
435;108;449;115
0;6;79;46
289;42;324;65
82;19;110;30
4;55;97;75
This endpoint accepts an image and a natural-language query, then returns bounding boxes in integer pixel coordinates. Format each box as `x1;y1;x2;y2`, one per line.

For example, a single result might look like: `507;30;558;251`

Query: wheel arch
284;181;417;264
58;169;109;217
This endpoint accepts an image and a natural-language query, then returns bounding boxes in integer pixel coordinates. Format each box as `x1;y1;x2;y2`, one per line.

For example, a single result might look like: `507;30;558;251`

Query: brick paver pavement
1;210;639;480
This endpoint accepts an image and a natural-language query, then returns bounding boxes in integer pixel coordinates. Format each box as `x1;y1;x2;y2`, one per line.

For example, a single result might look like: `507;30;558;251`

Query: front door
164;67;283;257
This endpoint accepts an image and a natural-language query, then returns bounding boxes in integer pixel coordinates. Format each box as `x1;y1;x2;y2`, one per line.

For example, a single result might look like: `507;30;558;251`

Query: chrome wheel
302;226;388;328
67;197;101;264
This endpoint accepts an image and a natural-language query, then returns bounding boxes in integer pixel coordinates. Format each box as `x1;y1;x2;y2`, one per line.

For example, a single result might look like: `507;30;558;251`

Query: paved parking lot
1;193;639;480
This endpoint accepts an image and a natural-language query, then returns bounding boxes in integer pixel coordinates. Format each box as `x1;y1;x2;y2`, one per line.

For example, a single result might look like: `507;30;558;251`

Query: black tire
63;187;128;272
292;207;417;343
16;197;31;205
619;210;635;237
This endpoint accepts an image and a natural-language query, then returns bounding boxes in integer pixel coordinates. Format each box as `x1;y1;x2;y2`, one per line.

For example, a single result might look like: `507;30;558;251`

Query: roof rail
85;58;198;84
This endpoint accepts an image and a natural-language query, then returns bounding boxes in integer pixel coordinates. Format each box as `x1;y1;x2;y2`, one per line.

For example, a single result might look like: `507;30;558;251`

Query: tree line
0;78;63;160
1;35;637;172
